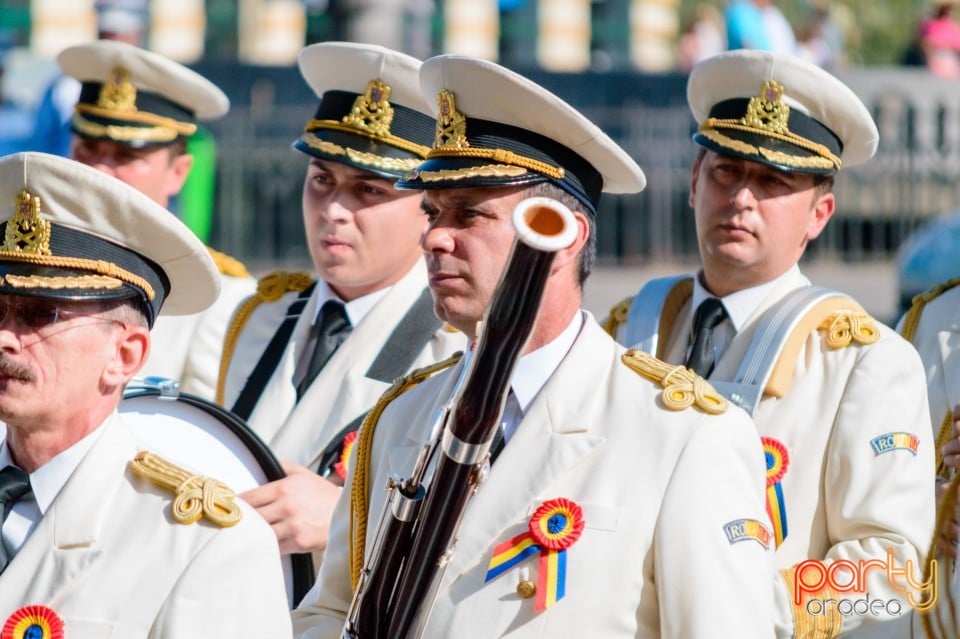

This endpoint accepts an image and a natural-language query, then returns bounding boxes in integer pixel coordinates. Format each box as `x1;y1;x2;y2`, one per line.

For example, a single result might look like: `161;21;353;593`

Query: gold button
516;579;536;599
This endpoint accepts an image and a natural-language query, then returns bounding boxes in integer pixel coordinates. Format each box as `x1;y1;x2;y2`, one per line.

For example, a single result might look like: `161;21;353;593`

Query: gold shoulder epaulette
900;276;960;343
206;246;251;279
215;270;317;404
130;451;242;527
349;352;463;589
817;310;880;349
621;349;728;415
601;296;634;337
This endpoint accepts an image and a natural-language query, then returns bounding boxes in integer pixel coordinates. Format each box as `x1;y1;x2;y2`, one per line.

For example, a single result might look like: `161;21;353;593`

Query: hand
240;462;342;554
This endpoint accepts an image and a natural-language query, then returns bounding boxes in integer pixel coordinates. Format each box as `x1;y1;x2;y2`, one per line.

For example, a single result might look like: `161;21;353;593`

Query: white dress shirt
1;419;106;558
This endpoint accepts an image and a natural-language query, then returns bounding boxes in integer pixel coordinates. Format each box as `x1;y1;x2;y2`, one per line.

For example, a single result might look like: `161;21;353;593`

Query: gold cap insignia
3;189;52;256
742;80;790;135
434;90;469;149
342;79;394;139
97;66;138;113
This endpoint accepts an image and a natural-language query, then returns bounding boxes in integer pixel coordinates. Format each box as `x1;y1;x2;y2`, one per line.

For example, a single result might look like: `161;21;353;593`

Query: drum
120;379;315;607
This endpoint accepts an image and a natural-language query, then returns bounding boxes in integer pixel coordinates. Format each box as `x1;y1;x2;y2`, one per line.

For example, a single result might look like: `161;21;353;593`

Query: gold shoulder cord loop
349;353;462;589
818;311;880;349
601;296;633;338
130;451;242;527
215;271;315;404
206;247;251;279
621;350;728;415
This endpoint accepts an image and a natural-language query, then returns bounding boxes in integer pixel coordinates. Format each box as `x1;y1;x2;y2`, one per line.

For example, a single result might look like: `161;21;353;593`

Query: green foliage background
679;0;926;66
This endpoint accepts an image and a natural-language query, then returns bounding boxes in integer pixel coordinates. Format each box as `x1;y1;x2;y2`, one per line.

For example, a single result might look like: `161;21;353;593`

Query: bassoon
343;196;579;638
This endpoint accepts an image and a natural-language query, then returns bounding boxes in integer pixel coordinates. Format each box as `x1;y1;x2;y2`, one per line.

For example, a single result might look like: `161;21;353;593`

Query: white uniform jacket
293;314;776;638
221;259;465;469
0;414;292;638
632;268;935;637
145;268;256;401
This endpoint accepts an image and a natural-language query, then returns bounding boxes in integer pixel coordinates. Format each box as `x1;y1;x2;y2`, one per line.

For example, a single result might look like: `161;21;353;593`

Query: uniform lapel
0;419;134;608
271;261;430;466
442;319;607;583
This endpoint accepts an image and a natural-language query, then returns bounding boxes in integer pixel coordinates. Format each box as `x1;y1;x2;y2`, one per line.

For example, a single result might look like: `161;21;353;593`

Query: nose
421;221;455;255
731;184;757;209
321;193;353;223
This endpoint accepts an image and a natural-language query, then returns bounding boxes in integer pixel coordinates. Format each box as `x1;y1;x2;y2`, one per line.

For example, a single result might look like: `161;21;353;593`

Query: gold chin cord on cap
698;80;841;172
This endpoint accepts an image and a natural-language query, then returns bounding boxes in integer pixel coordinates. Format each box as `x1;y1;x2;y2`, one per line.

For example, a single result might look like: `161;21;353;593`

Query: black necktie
0;465;31;574
297;300;352;400
685;298;727;377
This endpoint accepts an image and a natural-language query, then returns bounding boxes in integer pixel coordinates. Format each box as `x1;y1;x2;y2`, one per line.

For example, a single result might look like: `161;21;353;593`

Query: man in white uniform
0;152;290;637
59;39;255;400
608;50;935;637
218;43;464;573
293;54;776;638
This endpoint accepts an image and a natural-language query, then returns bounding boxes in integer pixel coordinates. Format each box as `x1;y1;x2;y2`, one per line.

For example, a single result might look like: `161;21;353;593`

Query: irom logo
870;432;919;456
723;519;771;549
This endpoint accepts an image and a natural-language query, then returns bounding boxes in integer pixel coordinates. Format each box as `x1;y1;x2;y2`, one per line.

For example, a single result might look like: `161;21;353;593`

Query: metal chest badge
2;605;65;639
484;498;585;611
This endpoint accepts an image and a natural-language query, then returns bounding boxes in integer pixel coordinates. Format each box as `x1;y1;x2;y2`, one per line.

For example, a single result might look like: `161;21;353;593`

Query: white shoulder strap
623;275;693;356
712;286;855;415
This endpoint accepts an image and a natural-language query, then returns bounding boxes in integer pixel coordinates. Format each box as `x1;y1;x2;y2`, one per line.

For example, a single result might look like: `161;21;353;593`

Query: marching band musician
219;44;464;566
0;152;290;636
293;54;776;638
606;50;935;637
58;40;256;401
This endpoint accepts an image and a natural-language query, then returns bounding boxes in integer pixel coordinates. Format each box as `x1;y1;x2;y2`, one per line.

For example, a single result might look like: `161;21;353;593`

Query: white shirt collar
312;279;390;328
463;310;584;414
510;311;584;413
0;417;108;515
690;265;800;331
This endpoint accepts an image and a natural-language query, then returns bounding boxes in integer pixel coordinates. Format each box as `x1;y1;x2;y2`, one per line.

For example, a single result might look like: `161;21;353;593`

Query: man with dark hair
219;43;464;566
608;50;934;637
294;54;775;638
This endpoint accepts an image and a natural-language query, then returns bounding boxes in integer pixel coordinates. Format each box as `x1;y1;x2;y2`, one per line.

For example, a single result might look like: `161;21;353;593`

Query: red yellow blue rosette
334;430;359;482
485;498;584;611
2;605;64;639
762;436;789;548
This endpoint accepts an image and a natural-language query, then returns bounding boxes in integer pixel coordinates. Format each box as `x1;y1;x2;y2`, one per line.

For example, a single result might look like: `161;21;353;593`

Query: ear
101;326;150;390
549;209;590;277
805;191;835;241
164;152;194;199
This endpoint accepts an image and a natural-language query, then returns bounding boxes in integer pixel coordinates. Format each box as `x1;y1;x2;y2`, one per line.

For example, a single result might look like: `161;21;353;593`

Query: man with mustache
217;43;464;573
0;152;290;635
607;50;934;637
293;54;776;638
